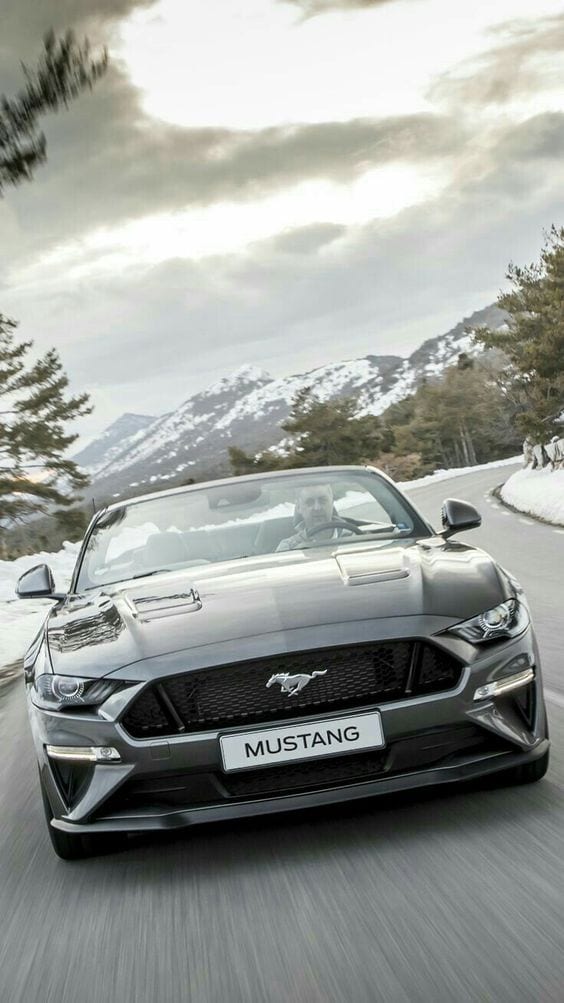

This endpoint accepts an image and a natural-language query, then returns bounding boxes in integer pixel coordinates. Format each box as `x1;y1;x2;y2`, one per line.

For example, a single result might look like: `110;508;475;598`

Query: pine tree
228;445;284;476
0;316;92;528
1;30;107;194
54;506;91;539
475;226;564;442
0;32;107;538
281;388;381;466
229;388;382;474
380;357;521;474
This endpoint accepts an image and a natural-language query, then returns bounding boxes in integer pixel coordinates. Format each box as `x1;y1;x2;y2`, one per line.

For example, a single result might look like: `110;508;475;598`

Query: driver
276;483;354;551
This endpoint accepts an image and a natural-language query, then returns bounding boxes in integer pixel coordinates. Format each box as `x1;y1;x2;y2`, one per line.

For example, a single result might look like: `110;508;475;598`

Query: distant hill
73;413;156;472
83;304;508;500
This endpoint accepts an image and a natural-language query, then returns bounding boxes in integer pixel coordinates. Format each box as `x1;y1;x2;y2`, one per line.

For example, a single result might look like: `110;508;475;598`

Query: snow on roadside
0;542;79;602
0;542;79;669
398;455;521;491
500;468;564;526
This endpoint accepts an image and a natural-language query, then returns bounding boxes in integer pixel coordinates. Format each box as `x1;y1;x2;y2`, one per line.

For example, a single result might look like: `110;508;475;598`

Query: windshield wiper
131;569;171;579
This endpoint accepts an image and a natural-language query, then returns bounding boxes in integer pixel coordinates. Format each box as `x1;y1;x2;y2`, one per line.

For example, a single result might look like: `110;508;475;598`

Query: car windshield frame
71;467;433;592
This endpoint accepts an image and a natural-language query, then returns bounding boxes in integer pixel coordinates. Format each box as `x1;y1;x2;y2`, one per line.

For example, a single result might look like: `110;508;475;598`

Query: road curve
1;464;563;1003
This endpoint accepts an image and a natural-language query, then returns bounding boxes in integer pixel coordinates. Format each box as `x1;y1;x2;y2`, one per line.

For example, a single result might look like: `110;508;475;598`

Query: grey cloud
0;0;466;283
442;110;564;207
0;0;155;73
0;0;463;274
268;223;346;254
3;73;463;269
2;0;562;442
430;14;564;109
493;112;564;163
7;113;563;440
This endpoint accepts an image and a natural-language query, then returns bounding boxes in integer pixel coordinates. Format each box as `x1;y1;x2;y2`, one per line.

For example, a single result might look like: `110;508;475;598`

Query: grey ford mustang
18;466;549;859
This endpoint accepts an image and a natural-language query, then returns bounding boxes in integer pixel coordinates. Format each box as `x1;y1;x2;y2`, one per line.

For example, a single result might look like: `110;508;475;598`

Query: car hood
43;539;511;679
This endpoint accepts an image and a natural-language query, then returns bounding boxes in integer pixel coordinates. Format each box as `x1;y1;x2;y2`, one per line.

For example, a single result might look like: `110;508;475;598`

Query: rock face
83;304;507;498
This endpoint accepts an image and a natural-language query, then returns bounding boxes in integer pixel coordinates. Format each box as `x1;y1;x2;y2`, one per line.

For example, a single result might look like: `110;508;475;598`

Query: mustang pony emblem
266;670;328;697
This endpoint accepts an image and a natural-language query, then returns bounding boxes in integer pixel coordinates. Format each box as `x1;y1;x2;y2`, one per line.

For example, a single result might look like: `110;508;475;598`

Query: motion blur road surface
1;464;563;1003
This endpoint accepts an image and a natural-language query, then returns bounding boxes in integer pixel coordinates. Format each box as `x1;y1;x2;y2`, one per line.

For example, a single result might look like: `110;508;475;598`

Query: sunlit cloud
13;162;449;284
116;0;564;130
3;0;564;441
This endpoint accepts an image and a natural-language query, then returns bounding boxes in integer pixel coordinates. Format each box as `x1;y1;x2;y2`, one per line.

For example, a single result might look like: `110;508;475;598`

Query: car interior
80;477;417;588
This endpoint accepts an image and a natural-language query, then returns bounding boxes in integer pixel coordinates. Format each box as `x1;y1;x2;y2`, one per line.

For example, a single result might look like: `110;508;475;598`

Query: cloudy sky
1;0;564;443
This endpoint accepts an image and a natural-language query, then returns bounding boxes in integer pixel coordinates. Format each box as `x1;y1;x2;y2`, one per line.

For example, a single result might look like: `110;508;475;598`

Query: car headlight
32;674;123;710
448;599;528;644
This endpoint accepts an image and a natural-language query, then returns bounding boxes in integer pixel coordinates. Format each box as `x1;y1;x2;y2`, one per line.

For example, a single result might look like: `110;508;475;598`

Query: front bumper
51;740;549;835
29;628;549;836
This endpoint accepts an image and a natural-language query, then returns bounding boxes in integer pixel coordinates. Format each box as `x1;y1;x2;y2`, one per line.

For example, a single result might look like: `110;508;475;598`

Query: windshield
75;469;429;590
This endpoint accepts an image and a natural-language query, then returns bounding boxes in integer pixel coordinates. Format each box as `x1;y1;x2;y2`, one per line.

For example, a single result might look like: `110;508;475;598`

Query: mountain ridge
83;303;507;498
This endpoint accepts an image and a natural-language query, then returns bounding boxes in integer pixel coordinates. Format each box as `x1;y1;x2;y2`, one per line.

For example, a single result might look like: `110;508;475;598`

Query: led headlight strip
473;667;534;702
46;745;121;762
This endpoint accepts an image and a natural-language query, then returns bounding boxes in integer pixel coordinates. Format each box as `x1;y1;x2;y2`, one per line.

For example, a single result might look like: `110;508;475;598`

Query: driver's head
296;483;334;532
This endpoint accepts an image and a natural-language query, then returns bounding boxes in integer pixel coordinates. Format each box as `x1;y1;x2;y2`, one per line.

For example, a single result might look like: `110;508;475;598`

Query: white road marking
553;529;564;535
518;518;534;526
545;689;564;710
501;511;510;516
491;503;500;510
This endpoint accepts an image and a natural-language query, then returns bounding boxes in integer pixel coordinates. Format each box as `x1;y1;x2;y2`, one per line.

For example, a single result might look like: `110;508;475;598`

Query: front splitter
52;739;549;835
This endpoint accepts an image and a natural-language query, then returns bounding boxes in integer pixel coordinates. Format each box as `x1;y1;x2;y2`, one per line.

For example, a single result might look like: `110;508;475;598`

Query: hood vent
335;549;409;586
125;588;202;621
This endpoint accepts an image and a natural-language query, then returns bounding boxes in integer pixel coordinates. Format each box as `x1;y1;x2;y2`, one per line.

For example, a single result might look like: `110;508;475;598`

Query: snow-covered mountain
86;304;507;497
73;413;157;473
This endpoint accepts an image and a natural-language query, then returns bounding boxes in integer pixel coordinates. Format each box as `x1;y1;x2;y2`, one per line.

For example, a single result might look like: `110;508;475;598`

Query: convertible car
18;466;549;858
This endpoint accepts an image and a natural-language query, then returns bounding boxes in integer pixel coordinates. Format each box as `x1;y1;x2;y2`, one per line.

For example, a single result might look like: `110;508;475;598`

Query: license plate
220;711;385;772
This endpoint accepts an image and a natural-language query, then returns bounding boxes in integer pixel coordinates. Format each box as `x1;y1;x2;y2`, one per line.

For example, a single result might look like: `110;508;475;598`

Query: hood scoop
335;549;409;586
124;588;202;621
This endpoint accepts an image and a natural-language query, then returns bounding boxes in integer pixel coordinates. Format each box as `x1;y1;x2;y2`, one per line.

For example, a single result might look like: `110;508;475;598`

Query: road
1;464;563;1003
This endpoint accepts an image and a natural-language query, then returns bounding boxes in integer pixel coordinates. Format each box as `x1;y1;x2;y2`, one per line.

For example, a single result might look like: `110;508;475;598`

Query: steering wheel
305;518;364;538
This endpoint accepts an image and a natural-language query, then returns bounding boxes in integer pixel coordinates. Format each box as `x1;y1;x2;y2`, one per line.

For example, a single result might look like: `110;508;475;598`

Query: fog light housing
473;667;534;701
46;745;121;763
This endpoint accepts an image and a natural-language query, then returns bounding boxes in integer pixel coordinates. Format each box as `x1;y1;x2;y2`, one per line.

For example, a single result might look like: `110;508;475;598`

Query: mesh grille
221;750;388;798
121;641;462;739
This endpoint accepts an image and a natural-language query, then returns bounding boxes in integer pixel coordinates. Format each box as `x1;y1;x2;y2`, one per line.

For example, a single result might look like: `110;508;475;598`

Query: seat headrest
144;532;188;566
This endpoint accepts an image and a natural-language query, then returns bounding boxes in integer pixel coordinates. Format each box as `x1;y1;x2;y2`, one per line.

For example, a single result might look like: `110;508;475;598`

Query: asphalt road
1;464;563;1003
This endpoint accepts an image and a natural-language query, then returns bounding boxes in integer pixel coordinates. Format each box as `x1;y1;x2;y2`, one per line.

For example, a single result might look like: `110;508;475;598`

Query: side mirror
441;498;481;539
16;564;64;600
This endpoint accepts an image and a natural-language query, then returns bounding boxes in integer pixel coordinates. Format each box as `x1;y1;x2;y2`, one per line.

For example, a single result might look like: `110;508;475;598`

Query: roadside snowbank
399;455;521;491
0;543;79;668
0;542;79;603
500;468;564;526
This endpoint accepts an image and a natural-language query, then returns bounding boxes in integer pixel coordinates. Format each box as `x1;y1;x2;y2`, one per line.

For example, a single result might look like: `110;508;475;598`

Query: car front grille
121;641;463;739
